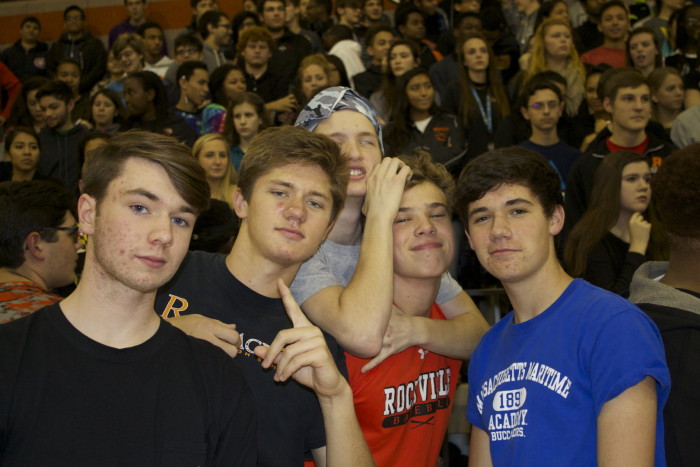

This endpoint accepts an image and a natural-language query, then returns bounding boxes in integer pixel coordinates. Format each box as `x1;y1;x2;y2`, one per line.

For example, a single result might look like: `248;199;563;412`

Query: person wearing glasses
0;180;80;324
47;5;107;95
517;75;582;192
199;10;231;73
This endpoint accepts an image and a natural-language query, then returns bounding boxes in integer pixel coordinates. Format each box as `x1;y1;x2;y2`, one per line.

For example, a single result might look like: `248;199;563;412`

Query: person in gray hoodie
629;142;700;467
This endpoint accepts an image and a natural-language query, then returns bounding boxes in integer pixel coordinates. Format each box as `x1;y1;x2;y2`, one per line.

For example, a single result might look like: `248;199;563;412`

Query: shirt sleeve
290;248;342;306
583;305;670;416
436;272;462;304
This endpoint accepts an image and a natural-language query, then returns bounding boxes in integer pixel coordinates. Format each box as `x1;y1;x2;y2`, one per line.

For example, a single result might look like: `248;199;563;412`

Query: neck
504;247;573;323
393;275;439;317
68;32;83;40
656;106;680;128
141;105;157;122
239;134;255;150
661;247;700;294
21;39;37;50
226;229;300;298
11;168;36;182
546;56;566;73
603;36;626;49
176;96;198;113
0;265;46;289
58;253;162;348
638;63;655;77
205;37;220;51
529;126;559;145
609;123;646;147
611;210;633;243
145;51;160;63
129;17;145;27
288;19;301;34
57;120;75;132
268;27;284;40
469;69;487;84
245;62;268;79
327;196;364;245
410;108;431;122
208;177;223;195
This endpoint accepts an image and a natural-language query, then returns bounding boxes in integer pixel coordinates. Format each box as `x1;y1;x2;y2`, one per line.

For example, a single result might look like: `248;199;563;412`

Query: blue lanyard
470;86;492;133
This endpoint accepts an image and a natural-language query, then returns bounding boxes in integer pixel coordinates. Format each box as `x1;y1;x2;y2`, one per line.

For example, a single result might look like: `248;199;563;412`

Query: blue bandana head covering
294;86;384;154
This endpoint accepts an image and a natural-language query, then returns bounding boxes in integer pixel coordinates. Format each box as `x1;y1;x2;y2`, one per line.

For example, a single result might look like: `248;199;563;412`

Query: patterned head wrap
294;86;384;154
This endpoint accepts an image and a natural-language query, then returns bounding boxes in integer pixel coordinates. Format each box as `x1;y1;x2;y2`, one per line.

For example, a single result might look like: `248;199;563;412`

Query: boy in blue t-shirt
455;147;670;466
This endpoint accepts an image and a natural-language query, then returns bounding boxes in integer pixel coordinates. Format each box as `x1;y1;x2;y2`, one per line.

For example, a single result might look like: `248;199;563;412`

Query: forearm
319;382;375;467
413;310;488;359
333;211;395;355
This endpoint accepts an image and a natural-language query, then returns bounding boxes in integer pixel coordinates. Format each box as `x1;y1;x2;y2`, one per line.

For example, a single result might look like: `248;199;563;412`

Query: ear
77;193;98;236
602;96;613;114
367;45;375;57
24;231;45;260
66;99;76;114
232;187;249;220
464;227;475;250
520;106;530;121
146;87;156;102
398;24;407;36
548;204;565;236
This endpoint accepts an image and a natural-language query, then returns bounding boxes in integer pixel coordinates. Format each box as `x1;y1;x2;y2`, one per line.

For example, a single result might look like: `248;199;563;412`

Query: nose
149;215;174;246
489;213;511;240
415;215;437;236
342;139;362;161
284;195;307;223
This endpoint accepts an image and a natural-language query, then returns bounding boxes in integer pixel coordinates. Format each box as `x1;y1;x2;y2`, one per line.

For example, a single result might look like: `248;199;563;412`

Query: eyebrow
398;202;447;213
269;180;329;200
125;188;196;214
467;198;535;218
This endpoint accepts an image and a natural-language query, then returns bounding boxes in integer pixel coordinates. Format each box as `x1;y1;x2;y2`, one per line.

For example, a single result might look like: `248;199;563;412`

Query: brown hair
82;130;210;214
238;126;348;223
398;149;456;212
237;26;276;63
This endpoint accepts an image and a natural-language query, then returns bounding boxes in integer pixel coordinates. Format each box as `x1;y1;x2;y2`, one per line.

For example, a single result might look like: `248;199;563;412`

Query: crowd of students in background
2;0;700;294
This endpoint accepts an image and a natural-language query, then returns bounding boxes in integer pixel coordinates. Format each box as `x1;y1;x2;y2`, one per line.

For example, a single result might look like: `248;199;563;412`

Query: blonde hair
526;18;585;116
193;133;238;208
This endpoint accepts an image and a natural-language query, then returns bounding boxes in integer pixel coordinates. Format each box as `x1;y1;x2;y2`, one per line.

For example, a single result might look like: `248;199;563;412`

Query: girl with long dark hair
445;33;509;160
565;151;668;294
383;68;466;173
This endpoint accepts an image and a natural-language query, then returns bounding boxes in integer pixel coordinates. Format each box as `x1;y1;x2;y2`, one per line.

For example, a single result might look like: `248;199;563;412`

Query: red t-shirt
346;304;462;466
581;46;626;67
605;135;649;155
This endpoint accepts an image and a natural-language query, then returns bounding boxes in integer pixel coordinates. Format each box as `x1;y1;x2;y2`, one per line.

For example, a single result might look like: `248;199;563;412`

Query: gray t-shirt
290;239;462;306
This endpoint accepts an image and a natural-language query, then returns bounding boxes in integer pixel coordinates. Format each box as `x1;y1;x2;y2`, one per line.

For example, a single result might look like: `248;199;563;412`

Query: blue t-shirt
467;279;670;466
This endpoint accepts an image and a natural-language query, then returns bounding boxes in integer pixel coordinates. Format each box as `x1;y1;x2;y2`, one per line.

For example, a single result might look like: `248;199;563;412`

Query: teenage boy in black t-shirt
157;126;373;466
0;131;256;466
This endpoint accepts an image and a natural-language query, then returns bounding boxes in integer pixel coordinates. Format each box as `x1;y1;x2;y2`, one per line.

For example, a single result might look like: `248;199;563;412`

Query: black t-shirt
0;304;256;466
156;251;330;466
